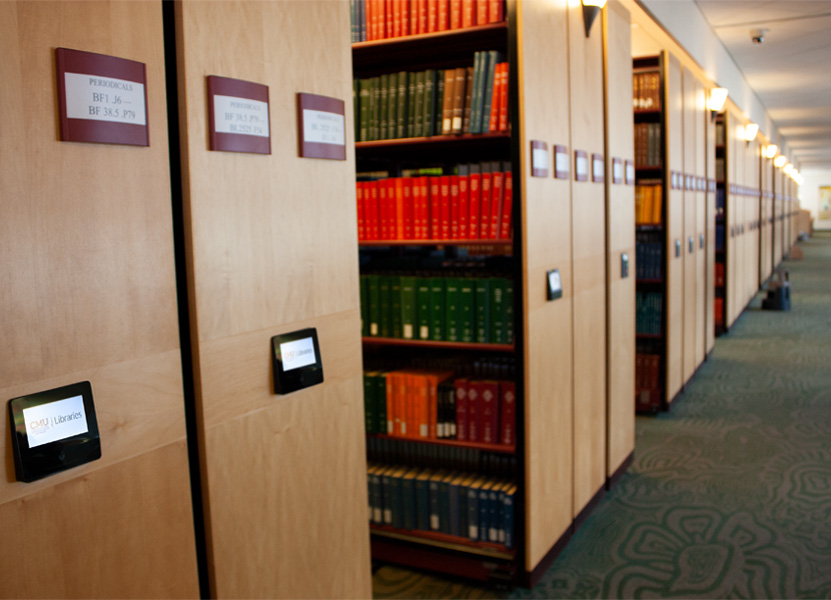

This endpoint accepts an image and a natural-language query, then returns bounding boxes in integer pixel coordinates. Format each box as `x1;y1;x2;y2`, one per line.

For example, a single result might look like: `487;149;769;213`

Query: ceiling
694;0;831;170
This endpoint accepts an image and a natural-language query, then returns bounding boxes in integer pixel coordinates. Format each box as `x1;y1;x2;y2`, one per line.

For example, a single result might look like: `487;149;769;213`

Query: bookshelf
633;55;667;412
352;2;521;583
714;112;727;335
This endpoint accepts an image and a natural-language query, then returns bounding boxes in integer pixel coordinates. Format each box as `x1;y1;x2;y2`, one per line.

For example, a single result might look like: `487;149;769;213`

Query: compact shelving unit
714;112;728;335
352;16;524;584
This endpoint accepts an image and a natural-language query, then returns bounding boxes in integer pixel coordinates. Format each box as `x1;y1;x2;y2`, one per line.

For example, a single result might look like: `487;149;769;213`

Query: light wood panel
569;0;607;519
694;76;707;367
0;442;197;599
682;66;696;384
516;0;574;572
603;0;635;480
1;1;197;596
665;52;684;403
175;1;371;597
705;89;716;355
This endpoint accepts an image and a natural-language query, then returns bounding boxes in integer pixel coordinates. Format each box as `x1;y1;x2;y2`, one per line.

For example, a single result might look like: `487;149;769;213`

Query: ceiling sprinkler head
750;28;768;45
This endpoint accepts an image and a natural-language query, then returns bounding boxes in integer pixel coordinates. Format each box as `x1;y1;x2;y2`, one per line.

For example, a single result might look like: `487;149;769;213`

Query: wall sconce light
743;123;759;143
582;0;607;38
708;87;728;114
783;163;794;175
765;144;778;159
774;155;787;168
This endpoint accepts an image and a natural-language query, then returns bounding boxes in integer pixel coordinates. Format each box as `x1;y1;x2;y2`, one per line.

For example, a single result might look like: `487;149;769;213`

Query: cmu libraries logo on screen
280;337;317;372
22;395;88;449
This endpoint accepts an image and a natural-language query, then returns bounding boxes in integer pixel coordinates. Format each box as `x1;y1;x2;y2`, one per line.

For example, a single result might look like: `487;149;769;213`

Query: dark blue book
503;484;516;548
401;469;418;530
414;469;432;532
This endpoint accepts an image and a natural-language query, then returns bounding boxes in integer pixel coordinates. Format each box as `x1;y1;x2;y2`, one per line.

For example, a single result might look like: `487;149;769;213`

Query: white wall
800;168;831;230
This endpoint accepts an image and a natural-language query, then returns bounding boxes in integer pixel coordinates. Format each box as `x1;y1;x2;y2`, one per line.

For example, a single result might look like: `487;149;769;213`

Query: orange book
437;0;449;31
384;0;393;38
499;171;512;239
461;0;474;28
440;175;451;239
488;0;504;23
490;170;504;239
418;176;430;239
367;0;376;40
651;185;663;224
427;0;438;32
458;173;470;239
394;178;405;239
392;0;402;37
450;0;462;29
488;63;502;133
416;0;427;34
429;176;441;239
475;0;487;24
401;0;410;36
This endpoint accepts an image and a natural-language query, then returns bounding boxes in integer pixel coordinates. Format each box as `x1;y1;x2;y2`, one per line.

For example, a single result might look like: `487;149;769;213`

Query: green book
360;275;369;337
367;274;381;337
370;76;380;141
444;277;462;342
505;278;514;344
358;78;371;142
374;372;388;435
470;52;485;135
397;71;408;139
423;69;436;137
429;277;446;341
399;276;418;340
387;72;397;141
379;73;389;140
490;277;507;344
474;278;491;344
434;71;444;137
406;71;417;138
459;278;475;343
379;275;392;338
417;277;431;340
413;71;426;137
353;78;358;140
480;51;500;134
390;276;402;339
363;372;374;434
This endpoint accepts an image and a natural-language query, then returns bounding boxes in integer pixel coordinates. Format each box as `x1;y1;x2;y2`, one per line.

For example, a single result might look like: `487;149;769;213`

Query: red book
367;0;376;40
427;0;438;32
488;0;504;23
450;175;460;239
458;174;470;240
450;0;462;29
392;0;401;37
440;175;451;239
475;0;487;25
393;178;405;240
437;0;449;31
490;170;504;239
417;0;427;34
418;177;430;239
479;171;492;240
467;381;481;442
356;182;365;241
499;171;513;239
429;176;441;239
462;0;474;27
498;63;509;132
499;381;516;446
365;181;378;240
469;169;481;239
401;0;410;36
402;177;414;239
411;176;422;240
479;381;500;444
455;379;468;441
385;0;393;38
378;179;390;239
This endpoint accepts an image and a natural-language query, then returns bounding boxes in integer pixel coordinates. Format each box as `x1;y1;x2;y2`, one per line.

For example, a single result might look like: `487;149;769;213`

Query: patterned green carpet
373;231;831;599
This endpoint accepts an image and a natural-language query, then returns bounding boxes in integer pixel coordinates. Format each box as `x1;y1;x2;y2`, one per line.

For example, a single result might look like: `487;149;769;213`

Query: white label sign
23;395;88;449
214;94;270;137
303;109;346;145
65;72;146;125
555;151;570;175
280;337;317;371
532;147;548;172
548;270;562;293
626;162;635;183
593;157;604;180
613;161;623;182
576;155;588;178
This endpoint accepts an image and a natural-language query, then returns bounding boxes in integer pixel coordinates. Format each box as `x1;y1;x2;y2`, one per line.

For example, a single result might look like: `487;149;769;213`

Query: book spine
441;68;455;135
500;170;513;239
429;277;445;340
450;175;460;239
444;277;461;342
451;66;466;134
406;71;417;138
467;380;480;442
459;277;475;342
490;277;506;344
455;378;468;441
490;168;503;239
479;380;499;444
390;275;402;338
499;380;516;445
469;164;481;238
474;278;491;343
440;175;451;239
368;274;380;336
399;276;417;340
458;168;470;239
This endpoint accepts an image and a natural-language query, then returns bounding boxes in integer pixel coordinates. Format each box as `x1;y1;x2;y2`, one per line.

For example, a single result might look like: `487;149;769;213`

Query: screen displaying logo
280;337;317;372
22;395;89;449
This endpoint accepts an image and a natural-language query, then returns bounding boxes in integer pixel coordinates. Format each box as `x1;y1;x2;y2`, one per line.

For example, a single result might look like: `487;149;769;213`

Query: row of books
365;432;517;478
635;238;662;280
357;165;513;241
636;292;663;336
633;71;661;111
367;464;515;547
635;181;663;225
350;0;505;43
635;123;662;167
354;51;508;142
363;370;516;445
360;274;514;344
716;158;725;181
635;353;661;409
